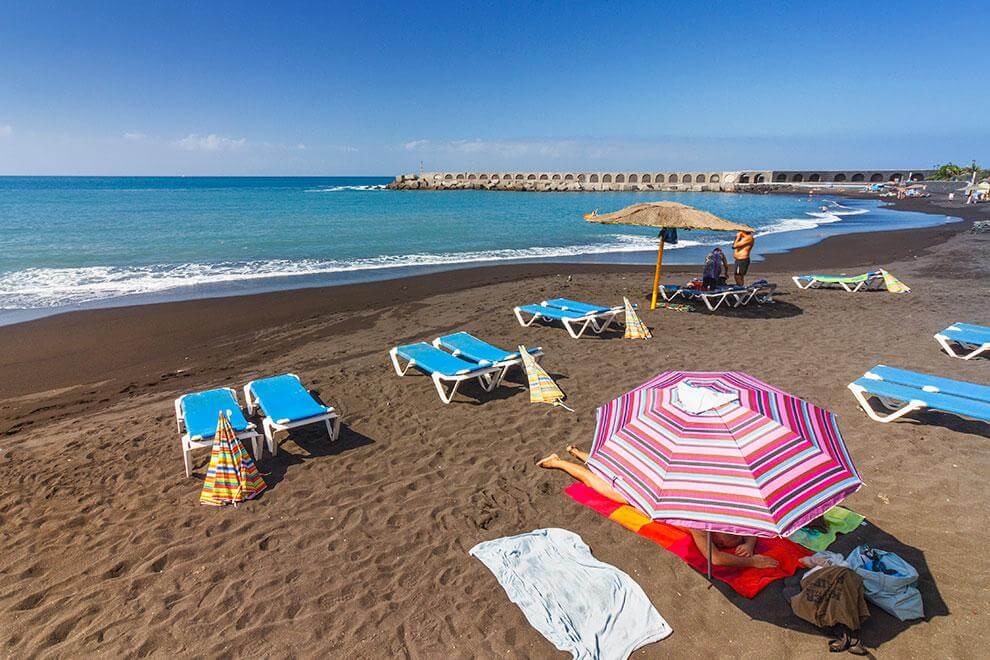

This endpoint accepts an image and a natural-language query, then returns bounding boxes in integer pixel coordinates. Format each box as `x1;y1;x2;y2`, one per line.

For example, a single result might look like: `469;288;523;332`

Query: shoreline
0;193;973;329
0;195;983;406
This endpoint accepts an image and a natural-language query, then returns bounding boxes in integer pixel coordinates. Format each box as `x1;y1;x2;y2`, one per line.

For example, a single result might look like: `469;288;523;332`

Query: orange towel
565;482;810;598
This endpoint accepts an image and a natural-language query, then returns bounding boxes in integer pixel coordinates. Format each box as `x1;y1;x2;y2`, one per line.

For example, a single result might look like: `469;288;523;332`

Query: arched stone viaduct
390;169;932;191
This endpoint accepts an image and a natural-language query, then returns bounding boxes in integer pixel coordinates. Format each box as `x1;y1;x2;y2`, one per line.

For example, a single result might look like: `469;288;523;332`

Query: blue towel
470;528;671;659
181;389;252;439
250;375;329;424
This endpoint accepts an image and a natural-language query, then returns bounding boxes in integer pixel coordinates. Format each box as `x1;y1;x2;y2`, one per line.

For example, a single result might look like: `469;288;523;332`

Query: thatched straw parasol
585;202;753;309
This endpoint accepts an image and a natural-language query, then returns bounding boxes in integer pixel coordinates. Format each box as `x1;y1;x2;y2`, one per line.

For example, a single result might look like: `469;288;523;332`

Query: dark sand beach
1;197;988;657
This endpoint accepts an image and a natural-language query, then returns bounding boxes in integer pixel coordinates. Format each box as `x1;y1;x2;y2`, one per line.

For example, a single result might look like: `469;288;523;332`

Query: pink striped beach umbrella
587;371;862;539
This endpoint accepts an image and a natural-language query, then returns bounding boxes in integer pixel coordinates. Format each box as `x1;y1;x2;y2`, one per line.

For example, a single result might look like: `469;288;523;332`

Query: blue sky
0;1;985;175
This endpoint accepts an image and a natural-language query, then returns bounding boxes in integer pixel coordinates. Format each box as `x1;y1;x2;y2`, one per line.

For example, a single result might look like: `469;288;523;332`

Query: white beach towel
469;528;671;659
672;381;739;415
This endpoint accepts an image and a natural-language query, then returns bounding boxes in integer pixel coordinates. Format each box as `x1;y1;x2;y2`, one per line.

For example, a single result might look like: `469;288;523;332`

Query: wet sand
0;196;987;657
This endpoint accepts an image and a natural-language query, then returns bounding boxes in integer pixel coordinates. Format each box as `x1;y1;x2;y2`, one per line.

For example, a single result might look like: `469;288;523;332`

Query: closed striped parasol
586;371;861;538
200;411;267;506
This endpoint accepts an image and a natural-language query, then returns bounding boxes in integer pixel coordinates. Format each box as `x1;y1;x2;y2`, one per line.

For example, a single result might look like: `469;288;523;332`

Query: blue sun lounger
934;323;990;360
389;342;504;403
848;365;990;424
433;332;543;380
243;374;340;455
513;297;627;338
175;388;262;477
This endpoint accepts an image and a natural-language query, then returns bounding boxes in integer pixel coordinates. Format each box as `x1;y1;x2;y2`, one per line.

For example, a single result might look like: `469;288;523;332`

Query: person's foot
537;453;560;469
566;445;589;462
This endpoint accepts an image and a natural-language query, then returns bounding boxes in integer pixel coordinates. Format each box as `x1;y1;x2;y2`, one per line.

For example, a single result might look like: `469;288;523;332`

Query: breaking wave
304;185;386;192
0;211;861;310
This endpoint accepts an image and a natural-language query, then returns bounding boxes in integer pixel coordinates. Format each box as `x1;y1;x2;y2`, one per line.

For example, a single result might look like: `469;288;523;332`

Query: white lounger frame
513;305;623;339
389;348;504;404
732;284;777;307
243;374;340;456
847;372;929;424
430;339;544;385
934;329;990;361
174;388;263;478
792;274;883;292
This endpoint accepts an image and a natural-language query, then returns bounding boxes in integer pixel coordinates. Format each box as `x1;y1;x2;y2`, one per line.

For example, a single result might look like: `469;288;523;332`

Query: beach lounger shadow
258;424;375;490
714;523;947;651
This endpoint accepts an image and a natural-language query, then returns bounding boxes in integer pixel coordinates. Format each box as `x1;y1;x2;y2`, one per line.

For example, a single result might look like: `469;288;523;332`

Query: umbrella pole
650;234;666;310
707;531;713;583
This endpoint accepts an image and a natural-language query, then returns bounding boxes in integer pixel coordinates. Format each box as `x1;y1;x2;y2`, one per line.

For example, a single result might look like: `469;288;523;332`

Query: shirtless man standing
732;230;755;286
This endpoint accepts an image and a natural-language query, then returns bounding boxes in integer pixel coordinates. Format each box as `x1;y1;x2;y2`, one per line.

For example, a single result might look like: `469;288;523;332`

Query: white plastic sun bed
175;387;262;477
848;365;990;424
390;341;505;403
513;297;627;338
934;323;990;361
243;374;340;456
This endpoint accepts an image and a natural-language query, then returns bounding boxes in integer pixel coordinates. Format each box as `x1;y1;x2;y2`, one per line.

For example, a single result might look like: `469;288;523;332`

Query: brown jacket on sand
790;566;870;630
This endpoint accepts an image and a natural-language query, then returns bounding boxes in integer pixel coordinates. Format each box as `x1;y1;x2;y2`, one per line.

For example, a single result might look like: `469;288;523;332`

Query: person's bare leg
566;444;589;463
537;453;629;505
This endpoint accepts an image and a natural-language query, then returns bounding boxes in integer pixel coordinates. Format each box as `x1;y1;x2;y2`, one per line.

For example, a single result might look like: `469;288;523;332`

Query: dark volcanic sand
0;196;987;657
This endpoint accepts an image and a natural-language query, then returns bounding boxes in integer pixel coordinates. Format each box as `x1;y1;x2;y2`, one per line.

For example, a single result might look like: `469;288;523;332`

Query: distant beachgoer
732;230;755;286
538;447;779;569
702;247;728;289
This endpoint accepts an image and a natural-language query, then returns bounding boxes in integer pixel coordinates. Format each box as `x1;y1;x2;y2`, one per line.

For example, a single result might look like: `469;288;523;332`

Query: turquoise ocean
0;176;958;324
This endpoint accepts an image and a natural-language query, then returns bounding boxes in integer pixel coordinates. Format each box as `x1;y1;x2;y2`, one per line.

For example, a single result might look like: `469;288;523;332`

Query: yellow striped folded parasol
519;345;571;411
622;296;652;339
879;269;910;293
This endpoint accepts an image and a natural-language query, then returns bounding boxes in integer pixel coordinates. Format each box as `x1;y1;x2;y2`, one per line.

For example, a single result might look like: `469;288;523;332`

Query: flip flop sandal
846;638;868;656
829;632;850;653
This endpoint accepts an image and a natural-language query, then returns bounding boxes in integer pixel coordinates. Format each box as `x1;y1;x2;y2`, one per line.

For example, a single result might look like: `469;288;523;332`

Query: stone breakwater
388;169;933;192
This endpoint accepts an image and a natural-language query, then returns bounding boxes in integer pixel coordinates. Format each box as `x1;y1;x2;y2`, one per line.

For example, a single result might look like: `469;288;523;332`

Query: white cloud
0;125;12;138
123;131;146;141
402;138;592;159
174;133;247;152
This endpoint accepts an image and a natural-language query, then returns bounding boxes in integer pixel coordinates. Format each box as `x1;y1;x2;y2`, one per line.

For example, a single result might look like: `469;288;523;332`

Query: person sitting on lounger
732;230;755;286
538;447;779;569
702;248;729;290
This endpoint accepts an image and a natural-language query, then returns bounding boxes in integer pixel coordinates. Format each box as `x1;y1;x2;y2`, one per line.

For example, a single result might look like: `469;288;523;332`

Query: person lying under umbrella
539;446;779;569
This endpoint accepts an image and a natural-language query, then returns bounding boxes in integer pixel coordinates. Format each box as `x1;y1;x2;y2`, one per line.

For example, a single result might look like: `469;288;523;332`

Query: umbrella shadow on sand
714;522;948;652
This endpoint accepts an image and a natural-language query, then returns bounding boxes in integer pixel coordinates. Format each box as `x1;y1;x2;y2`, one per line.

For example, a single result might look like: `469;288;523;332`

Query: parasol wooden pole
650;233;666;310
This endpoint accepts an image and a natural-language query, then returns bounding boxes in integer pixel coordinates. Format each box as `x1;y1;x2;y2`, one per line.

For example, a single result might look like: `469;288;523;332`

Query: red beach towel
565;483;810;598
